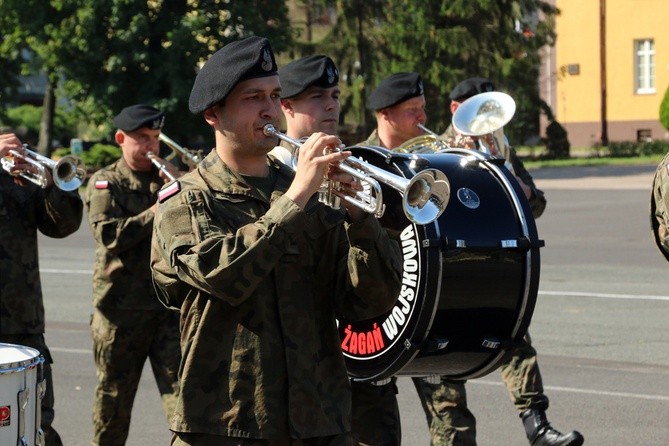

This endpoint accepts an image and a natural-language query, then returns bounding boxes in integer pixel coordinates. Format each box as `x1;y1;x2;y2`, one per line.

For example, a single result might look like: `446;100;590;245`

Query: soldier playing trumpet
84;104;183;445
0;132;83;446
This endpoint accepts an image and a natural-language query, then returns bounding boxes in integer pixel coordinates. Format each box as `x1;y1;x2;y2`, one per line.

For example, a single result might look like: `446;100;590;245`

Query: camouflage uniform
0;169;83;446
347;130;402;446
151;151;402;443
650;151;669;261
409;126;547;446
85;157;180;445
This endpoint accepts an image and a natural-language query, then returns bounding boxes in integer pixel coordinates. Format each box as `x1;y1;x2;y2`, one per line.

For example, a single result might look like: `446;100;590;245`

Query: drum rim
0;342;43;374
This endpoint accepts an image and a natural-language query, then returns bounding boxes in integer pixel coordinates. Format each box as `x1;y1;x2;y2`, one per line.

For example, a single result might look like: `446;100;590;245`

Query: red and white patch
95;180;109;189
158;181;181;203
0;406;10;426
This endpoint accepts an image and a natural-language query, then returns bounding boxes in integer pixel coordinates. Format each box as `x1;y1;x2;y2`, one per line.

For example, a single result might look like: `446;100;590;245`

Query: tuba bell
451;91;516;155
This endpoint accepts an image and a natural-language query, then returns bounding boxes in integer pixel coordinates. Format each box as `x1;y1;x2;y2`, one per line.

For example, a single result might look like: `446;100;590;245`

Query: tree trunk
37;78;55;157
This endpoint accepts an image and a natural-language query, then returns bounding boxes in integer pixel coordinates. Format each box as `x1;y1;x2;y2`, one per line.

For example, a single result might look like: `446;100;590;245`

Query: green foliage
608;140;669;158
79;143;122;171
1;104;78;146
313;0;558;141
660;85;669;131
1;0;559;153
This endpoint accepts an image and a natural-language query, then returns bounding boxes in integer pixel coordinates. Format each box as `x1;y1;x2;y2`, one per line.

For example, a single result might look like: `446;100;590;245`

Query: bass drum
338;146;543;382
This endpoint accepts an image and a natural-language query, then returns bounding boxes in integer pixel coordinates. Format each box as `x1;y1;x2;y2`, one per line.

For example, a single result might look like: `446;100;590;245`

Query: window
637;129;652;143
635;39;655;94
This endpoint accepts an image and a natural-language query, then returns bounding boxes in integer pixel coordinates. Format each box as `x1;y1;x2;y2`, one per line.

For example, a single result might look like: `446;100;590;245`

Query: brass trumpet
1;145;86;191
263;124;450;225
146;152;177;182
159;133;201;170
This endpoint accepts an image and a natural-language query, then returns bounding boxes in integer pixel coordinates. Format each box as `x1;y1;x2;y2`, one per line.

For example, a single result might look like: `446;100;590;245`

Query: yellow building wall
555;0;669;124
554;0;601;123
606;0;668;121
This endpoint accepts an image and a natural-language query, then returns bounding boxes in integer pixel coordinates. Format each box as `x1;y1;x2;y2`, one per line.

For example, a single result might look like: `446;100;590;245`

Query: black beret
189;36;278;113
279;55;339;99
113;104;165;132
367;72;424;111
449;77;496;101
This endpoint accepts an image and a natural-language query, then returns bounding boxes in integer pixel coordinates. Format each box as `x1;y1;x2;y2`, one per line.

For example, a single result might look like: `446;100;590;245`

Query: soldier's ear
115;130;125;145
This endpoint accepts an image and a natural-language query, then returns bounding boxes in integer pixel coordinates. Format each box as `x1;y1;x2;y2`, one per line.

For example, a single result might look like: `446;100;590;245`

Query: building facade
540;0;669;148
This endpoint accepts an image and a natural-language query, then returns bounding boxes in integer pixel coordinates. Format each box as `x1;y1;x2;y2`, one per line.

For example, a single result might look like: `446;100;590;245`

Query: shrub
608;140;669;157
660;85;669;131
79;143;121;171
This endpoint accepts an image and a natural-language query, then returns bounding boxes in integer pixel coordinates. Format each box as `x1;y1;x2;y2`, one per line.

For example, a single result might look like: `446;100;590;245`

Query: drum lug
481;337;502;349
409;337;450;354
441;236;467;249
17;387;29;446
500;237;545;250
35;378;46;446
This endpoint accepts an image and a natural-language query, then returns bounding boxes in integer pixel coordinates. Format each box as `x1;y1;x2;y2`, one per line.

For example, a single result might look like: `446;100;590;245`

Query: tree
310;0;558;143
0;0;294;151
660;85;669;131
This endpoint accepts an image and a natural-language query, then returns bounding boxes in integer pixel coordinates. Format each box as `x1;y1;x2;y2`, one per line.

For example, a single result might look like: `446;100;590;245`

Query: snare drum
338;146;543;382
0;343;45;446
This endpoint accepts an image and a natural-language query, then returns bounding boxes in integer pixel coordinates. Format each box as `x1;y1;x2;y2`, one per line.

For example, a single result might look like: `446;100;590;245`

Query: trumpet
147;152;177;182
159;133;201;169
1;145;86;191
263;124;450;225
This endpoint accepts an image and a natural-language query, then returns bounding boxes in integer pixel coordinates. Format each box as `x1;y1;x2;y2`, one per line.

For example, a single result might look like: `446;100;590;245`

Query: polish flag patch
95;180;109;189
158;181;181;203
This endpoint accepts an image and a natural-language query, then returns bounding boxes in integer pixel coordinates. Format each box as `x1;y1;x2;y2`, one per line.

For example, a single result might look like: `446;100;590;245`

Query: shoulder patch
95;180;109;189
158;181;181;203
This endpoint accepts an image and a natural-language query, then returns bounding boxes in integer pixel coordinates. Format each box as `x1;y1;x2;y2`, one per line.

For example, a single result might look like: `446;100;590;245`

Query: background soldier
84;105;182;445
650;150;669;262
0;132;83;446
151;36;402;445
269;54;341;164
351;72;427;446
414;77;581;446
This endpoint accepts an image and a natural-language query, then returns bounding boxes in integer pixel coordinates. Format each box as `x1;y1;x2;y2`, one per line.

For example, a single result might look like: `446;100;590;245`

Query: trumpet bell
53;156;87;191
404;168;450;225
452;91;516;136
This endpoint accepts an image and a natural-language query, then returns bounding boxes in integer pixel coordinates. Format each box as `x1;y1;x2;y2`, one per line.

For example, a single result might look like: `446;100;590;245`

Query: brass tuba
451;91;516;155
395;124;451;154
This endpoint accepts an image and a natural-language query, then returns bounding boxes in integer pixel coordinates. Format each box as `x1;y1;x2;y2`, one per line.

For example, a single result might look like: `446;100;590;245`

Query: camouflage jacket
651;152;669;261
0;171;83;334
151;150;402;439
85;157;165;310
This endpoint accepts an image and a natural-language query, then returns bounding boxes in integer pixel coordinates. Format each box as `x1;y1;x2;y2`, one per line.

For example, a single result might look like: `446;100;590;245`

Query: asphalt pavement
31;163;669;445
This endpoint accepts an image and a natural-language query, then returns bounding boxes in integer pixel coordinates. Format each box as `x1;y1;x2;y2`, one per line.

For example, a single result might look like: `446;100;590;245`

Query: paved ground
23;163;669;445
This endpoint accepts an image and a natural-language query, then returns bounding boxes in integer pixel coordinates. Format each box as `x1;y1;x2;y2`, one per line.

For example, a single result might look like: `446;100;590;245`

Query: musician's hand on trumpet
0;133;55;188
284;132;364;220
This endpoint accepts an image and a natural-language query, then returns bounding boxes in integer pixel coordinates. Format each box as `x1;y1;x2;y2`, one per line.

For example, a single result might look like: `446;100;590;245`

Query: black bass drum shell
338;146;541;382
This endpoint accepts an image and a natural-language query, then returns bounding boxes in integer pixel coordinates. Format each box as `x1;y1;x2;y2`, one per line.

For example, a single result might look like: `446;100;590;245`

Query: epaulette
158;181;181;203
